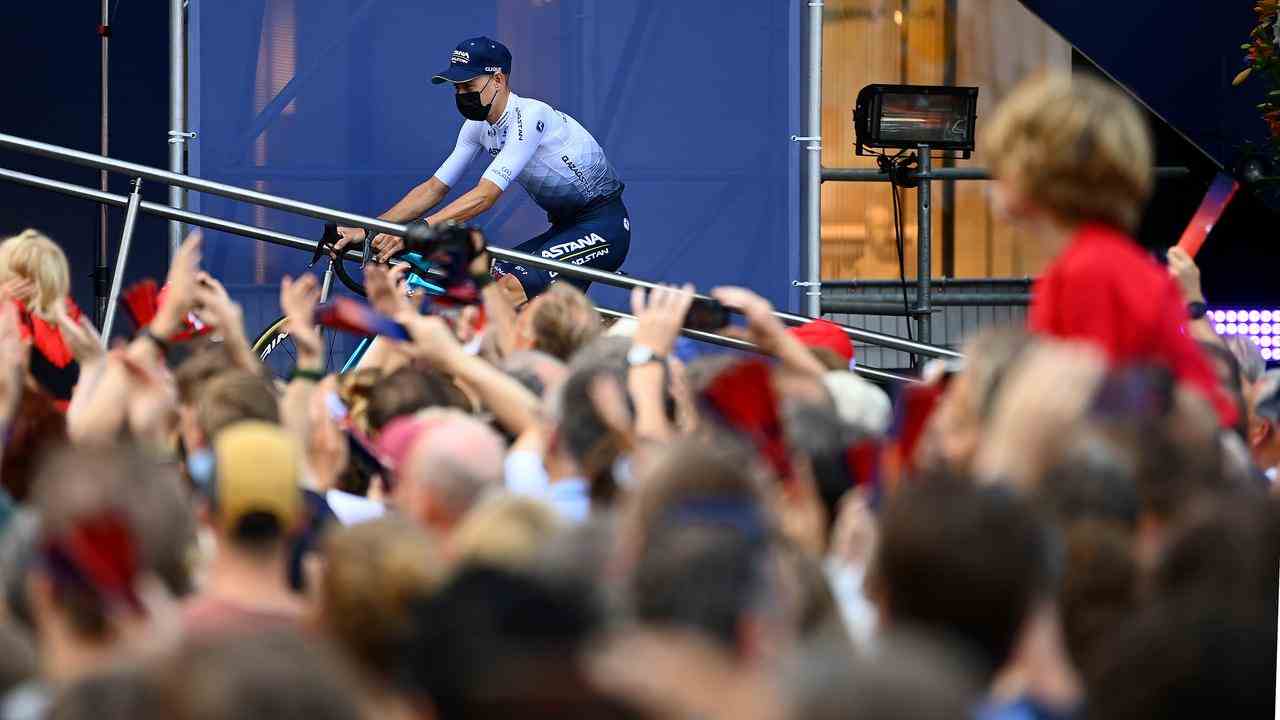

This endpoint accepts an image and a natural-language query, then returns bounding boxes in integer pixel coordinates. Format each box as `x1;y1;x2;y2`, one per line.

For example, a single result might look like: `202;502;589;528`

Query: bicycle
250;223;449;380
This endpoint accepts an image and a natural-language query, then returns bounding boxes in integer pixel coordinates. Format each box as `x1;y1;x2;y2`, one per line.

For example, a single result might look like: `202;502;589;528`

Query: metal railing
0;131;960;364
0;157;919;384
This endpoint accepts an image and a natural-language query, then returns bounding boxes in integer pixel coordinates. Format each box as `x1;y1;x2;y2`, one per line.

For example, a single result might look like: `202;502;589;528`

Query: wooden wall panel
821;0;1070;281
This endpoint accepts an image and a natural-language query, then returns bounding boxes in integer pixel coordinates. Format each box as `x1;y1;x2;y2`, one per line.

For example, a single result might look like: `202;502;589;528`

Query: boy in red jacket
981;72;1234;427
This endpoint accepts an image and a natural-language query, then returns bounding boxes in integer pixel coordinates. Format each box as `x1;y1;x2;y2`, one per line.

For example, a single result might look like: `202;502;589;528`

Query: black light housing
855;84;979;158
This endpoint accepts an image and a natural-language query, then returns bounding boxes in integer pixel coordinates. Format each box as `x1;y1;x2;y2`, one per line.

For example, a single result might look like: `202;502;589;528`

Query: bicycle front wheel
251;315;371;382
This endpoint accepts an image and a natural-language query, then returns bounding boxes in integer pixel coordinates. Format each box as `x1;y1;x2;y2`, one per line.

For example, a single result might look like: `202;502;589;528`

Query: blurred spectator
46;667;164;720
394;565;625;719
783;631;978;720
920;328;1034;475
391;409;506;537
182;421;306;634
0;230;82;404
984;71;1232;427
17;443;187;710
366;366;468;435
819;371;892;436
316;517;441;719
511;283;603;362
1247;370;1280;478
448;495;561;570
500;350;569;400
184;370;279;459
0;384;67;503
157;631;366;720
788;319;855;371
871;479;1050;686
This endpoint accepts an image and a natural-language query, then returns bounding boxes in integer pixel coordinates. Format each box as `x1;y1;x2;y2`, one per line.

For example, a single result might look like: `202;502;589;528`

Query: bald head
394;410;507;533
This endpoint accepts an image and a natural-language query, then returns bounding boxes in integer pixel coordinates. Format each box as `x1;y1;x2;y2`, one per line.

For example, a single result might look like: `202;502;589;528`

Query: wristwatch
1187;301;1209;321
626;343;664;368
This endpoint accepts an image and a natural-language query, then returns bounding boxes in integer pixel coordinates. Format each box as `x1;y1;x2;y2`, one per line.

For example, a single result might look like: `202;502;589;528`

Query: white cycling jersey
432;92;622;221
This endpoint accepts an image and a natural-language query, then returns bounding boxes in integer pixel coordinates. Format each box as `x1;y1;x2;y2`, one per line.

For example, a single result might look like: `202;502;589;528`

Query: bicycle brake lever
312;223;341;269
361;228;374;268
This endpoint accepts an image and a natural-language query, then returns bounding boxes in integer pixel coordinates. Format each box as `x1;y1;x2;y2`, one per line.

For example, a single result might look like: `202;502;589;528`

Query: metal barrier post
102;178;144;344
802;0;823;317
96;0;111;326
168;0;188;261
916;145;933;355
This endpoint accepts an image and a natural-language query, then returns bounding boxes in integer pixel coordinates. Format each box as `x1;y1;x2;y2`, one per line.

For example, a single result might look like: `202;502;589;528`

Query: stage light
855;84;979;157
1209;309;1280;363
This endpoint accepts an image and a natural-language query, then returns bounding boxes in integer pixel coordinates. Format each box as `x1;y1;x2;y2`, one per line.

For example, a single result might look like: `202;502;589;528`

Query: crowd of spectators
0;70;1272;720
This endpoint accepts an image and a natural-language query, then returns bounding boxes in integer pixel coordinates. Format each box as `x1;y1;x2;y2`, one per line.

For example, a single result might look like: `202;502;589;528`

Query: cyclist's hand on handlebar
372;233;405;263
333;226;365;254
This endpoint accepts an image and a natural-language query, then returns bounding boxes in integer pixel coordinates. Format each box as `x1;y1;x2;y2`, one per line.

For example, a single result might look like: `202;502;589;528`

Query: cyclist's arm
423;179;503;226
426;103;547;226
378;177;451;224
344;124;481;237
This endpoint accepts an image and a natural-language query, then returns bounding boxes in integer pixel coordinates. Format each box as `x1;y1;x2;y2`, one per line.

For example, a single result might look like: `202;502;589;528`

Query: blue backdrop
189;0;801;332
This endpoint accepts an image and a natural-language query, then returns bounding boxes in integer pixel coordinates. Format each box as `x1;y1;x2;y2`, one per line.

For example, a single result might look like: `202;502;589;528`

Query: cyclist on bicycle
335;36;630;306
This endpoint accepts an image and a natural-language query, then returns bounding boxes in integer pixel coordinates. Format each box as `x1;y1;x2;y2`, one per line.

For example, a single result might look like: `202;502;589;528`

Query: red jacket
1028;224;1236;428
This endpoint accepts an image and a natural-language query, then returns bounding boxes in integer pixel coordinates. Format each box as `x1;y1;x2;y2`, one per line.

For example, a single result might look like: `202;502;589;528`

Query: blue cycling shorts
491;195;630;298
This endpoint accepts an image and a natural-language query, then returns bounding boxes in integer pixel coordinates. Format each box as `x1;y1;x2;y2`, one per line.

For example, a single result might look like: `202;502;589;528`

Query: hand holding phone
685;297;730;333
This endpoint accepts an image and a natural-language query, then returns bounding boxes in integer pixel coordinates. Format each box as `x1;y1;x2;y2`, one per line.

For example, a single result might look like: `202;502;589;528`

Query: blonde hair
0;229;71;318
448;495;561;570
981;71;1153;232
320;517;443;672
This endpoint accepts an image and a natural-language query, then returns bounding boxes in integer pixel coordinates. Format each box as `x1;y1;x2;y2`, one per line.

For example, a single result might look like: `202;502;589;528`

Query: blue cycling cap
432;36;512;85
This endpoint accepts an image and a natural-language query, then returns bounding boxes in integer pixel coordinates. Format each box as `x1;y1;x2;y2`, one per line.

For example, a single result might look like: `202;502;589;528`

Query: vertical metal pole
103;179;144;345
168;0;186;261
96;0;111;326
916;145;933;351
804;0;823;317
319;259;336;305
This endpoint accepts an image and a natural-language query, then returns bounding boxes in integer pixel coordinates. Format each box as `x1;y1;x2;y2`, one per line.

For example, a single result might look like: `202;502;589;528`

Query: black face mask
455;75;495;121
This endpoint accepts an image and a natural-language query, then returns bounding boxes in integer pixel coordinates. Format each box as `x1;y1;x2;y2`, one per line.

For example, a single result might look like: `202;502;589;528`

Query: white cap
822;371;893;436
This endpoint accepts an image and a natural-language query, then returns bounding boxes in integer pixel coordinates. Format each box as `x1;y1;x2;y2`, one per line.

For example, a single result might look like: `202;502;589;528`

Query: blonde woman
0;229;97;405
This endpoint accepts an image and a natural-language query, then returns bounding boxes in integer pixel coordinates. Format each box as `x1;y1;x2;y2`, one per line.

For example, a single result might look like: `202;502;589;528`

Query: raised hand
398;313;465;369
193;272;246;340
712;285;826;377
1166;246;1205;305
630;283;696;357
55;304;105;365
365;264;415;319
153;231;203;339
0;278;35;305
280;274;324;372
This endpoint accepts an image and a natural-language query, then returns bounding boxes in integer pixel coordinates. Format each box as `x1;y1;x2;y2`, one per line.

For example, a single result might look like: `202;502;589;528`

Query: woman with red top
0;229;97;406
